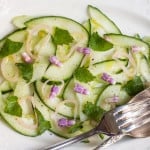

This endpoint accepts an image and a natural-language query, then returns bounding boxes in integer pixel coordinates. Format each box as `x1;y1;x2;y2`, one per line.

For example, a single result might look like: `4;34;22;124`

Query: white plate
0;0;150;150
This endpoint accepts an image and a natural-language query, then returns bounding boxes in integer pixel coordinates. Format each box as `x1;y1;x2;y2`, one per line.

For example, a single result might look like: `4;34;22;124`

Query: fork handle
93;134;124;150
41;128;99;150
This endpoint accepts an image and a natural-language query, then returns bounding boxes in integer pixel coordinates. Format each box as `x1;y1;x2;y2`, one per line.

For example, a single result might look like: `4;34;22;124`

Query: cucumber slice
96;84;130;111
139;56;150;82
90;48;115;64
110;72;129;84
88;5;121;35
0;30;27;63
44;52;83;81
14;79;33;98
25;16;89;45
63;79;77;100
142;36;150;45
0;92;38;136
12;15;33;28
89;60;127;76
82;19;91;33
105;34;150;58
31;63;49;82
34;81;75;118
7;30;27;43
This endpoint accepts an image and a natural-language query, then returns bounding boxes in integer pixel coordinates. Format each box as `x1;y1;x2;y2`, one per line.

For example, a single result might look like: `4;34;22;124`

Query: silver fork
93;87;150;150
40;98;150;150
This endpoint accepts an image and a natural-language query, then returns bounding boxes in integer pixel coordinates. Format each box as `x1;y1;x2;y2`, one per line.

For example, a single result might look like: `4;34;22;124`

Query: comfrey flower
58;118;75;127
49;56;62;67
74;83;89;95
101;73;116;84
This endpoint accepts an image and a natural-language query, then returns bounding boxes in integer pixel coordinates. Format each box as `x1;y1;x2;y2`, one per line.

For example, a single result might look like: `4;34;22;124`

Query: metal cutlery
94;87;150;150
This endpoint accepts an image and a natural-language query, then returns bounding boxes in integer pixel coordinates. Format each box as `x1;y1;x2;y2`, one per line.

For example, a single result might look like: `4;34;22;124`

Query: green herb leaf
89;32;113;51
123;76;144;96
4;96;22;117
74;67;95;83
83;102;105;121
68;122;83;133
53;27;74;45
0;39;23;58
16;63;33;82
35;108;51;134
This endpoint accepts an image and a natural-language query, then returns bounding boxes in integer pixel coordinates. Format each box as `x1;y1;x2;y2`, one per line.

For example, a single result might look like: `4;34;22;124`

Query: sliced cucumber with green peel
6;30;27;43
89;60;127;76
34;80;75;118
62;78;77;100
25;16;89;45
139;56;150;82
105;34;150;58
142;36;150;45
82;19;91;33
44;52;83;81
0;92;38;136
96;84;130;111
12;15;33;28
0;29;27;55
31;63;49;82
88;5;121;34
90;48;115;64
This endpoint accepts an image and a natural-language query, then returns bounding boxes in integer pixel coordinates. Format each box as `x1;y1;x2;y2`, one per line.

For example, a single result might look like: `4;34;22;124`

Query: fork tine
117;109;150;129
114;104;150;122
121;116;150;133
114;98;150;115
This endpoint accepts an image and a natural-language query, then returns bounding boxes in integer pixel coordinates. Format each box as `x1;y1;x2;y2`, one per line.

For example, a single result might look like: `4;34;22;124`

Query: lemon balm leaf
16;63;33;82
74;67;95;83
53;27;74;45
123;76;144;96
4;96;22;117
83;102;105;121
89;32;113;51
0;39;23;58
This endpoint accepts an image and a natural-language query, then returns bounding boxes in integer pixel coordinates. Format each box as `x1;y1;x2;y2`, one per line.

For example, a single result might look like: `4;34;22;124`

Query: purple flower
74;83;89;95
49;56;62;67
49;85;59;99
101;73;116;84
21;52;33;63
58;118;75;127
77;47;91;55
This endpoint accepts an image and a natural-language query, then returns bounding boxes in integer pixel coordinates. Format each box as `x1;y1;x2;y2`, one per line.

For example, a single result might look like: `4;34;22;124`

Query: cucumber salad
0;5;149;139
